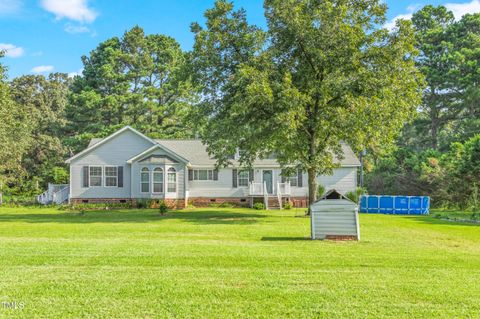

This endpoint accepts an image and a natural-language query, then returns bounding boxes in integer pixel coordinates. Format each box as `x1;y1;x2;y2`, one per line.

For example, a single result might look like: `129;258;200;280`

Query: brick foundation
288;197;309;208
70;198;186;209
188;197;310;208
70;198;132;205
70;196;310;209
188;197;250;207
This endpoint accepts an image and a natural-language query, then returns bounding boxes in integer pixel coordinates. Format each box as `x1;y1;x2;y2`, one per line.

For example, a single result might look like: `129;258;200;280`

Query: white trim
69;164;72;204
355;206;361;241
89;165;103;187
104;166;118;188
65;126;157;164
126;144;190;165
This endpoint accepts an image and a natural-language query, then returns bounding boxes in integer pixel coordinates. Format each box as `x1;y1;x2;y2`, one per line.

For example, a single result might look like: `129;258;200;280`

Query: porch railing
52;185;70;205
248;181;291;196
37;183;69;205
263;182;268;210
276;182;283;210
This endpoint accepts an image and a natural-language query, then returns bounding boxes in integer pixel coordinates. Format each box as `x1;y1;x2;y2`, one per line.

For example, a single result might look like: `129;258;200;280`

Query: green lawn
0;207;479;318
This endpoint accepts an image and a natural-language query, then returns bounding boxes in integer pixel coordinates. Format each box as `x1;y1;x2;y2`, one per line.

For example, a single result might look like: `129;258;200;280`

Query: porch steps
267;197;282;210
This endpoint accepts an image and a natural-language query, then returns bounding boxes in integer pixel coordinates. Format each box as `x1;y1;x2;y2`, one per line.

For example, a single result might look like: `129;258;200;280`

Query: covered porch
248;181;291;209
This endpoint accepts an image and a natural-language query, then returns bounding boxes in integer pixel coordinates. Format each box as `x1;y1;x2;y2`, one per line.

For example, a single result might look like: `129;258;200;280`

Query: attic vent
325;191;342;200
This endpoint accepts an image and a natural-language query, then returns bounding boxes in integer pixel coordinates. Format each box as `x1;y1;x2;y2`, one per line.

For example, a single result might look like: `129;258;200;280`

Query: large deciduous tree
0;55;32;189
10;73;70;187
193;0;423;205
67;26;197;151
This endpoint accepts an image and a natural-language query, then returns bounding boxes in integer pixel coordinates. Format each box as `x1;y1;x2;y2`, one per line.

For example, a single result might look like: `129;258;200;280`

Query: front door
262;170;273;194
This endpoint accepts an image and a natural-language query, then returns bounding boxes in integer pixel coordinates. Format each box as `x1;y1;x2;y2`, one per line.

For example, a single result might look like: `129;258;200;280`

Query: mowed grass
0;207;479;318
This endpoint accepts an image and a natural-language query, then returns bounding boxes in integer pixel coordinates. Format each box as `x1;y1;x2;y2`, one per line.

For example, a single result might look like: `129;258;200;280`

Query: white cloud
68;68;83;78
385;1;480;30
40;0;98;23
0;43;25;58
384;4;421;30
31;65;54;74
64;23;90;34
445;0;480;20
0;0;22;15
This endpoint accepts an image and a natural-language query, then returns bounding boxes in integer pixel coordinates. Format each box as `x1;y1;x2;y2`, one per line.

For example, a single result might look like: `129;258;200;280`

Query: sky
1;0;479;79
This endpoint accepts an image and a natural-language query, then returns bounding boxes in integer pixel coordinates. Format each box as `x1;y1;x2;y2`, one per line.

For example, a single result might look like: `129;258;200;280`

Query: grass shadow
261;236;311;241
0;209;267;225
401;215;480;227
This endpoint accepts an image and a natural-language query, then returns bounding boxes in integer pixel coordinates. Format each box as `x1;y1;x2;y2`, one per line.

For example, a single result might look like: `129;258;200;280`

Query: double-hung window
237;170;249;187
141;167;150;193
89;166;102;187
193;169;214;181
167;167;177;193
153;168;164;193
105;166;118;187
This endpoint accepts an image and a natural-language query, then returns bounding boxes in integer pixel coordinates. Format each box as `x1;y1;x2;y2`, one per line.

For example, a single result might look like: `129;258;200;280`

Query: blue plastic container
359;195;430;215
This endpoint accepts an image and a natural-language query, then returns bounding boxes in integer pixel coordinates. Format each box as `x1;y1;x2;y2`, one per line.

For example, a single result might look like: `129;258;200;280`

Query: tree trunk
431;120;438;150
307;167;317;215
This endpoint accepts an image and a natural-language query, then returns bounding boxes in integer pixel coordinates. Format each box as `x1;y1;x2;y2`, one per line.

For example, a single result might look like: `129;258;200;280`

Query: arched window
153;167;164;193
167;167;176;193
141;167;150;193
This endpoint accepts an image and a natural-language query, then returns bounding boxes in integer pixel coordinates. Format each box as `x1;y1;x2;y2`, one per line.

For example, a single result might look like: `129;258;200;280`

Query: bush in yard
159;201;168;215
346;187;368;203
283;201;292;210
136;199;149;209
253;203;264;210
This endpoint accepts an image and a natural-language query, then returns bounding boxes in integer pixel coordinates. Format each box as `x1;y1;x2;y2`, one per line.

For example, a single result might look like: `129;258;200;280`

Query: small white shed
310;190;360;241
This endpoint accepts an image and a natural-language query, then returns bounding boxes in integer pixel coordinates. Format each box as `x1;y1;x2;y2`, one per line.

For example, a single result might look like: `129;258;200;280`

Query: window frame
237;170;249;187
167;167;177;193
192;169;214;181
286;175;298;187
104;166;118;187
141;167;150;193
89;166;103;187
152;167;164;194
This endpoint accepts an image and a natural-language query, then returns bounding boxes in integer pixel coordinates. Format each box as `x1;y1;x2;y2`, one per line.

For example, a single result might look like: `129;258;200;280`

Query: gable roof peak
65;125;157;164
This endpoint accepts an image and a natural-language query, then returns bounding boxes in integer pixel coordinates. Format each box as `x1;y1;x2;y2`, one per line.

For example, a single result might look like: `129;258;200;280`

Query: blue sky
1;0;479;79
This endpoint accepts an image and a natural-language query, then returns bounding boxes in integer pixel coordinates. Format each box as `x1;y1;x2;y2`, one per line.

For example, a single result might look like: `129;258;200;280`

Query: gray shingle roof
88;138;360;167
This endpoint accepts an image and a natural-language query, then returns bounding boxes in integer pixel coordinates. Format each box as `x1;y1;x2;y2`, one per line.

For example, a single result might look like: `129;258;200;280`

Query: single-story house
64;126;360;208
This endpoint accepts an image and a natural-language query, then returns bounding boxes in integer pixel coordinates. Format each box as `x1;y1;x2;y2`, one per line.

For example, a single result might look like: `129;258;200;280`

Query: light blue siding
70;130;154;199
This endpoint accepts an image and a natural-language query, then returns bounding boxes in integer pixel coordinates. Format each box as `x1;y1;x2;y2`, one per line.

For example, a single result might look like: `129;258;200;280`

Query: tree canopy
192;0;423;204
67;26;198;151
